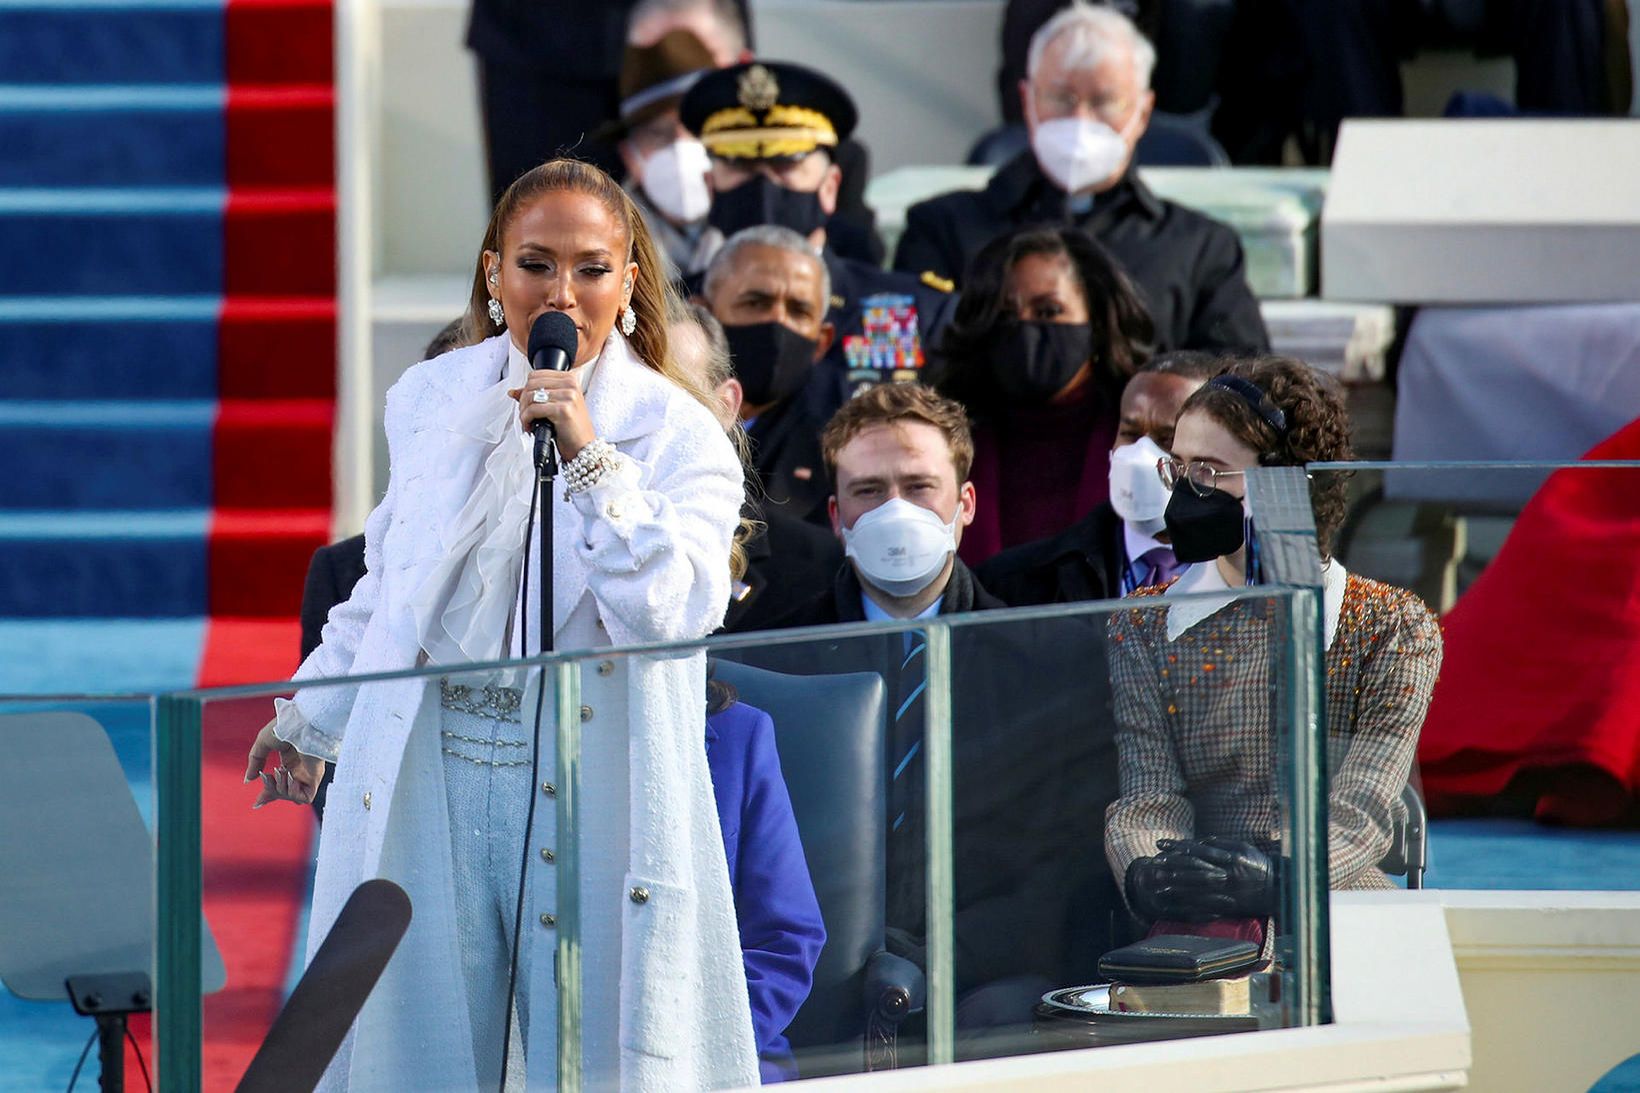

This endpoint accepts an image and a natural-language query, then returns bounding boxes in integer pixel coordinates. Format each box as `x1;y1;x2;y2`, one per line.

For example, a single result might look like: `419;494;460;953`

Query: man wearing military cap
599;29;720;277
681;60;956;426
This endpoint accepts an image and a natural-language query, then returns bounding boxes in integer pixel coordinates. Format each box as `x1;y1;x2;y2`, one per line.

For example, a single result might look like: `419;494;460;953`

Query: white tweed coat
281;332;758;1090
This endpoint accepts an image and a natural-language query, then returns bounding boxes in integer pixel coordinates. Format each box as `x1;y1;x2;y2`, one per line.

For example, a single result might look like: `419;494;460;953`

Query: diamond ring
531;389;549;404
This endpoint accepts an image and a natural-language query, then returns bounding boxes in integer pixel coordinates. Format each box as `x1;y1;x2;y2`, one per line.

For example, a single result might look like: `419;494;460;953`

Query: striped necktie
886;632;926;928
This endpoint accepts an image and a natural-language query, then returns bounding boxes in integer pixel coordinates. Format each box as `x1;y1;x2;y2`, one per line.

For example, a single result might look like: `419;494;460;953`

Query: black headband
1209;375;1288;438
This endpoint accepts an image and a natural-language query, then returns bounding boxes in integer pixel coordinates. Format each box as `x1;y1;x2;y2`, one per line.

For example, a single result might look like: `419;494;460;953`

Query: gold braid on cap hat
701;104;838;159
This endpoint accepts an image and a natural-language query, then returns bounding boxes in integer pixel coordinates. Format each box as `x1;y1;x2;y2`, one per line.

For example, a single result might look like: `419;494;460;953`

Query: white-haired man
893;1;1268;355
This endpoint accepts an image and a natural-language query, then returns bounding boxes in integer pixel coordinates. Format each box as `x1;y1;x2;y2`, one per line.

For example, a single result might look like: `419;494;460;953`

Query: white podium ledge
1322;119;1640;304
782;891;1471;1093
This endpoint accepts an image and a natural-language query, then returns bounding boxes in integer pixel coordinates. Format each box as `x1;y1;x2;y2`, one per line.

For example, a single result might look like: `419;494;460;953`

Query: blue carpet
0;401;214;510
0;1;223;87
0;85;224;187
0;188;223;296
0;8;235;1086
0;296;221;399
0;618;203;692
1426;819;1640;891
0;512;209;617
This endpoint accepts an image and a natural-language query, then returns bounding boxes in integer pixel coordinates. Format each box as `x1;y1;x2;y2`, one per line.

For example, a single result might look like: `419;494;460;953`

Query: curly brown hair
1179;356;1354;557
821;382;976;484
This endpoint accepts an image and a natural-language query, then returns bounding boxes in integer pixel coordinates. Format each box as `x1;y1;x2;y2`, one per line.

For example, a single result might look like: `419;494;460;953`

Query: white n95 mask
640;138;712;225
1108;435;1172;537
841;498;959;598
1030;115;1130;194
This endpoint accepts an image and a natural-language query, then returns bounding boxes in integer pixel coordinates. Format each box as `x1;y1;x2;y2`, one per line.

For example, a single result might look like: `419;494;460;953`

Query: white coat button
596;661;614;676
629;887;649;905
579;705;593;722
362;792;372;810
606;500;624;520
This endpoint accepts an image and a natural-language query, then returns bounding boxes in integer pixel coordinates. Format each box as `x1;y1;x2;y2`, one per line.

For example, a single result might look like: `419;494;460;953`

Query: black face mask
1163;482;1246;563
707;175;828;238
984;320;1094;404
724;321;818;408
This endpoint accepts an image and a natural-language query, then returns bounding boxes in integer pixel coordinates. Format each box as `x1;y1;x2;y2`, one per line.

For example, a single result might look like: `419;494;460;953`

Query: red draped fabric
1418;417;1640;826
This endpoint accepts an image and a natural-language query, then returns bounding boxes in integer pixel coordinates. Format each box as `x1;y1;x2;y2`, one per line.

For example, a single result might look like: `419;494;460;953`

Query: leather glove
1153;836;1280;918
1124;854;1179;923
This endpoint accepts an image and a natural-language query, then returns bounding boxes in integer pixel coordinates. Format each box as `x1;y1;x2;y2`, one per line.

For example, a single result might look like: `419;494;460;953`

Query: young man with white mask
977;350;1219;606
819;383;981;625
893;2;1268;355
754;384;1124;1051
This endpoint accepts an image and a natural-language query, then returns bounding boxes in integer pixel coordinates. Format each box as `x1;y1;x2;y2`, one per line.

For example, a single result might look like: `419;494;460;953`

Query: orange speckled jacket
1104;567;1442;891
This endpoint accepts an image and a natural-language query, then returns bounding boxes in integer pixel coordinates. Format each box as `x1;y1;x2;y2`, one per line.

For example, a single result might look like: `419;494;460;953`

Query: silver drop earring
488;297;504;326
619;273;636;335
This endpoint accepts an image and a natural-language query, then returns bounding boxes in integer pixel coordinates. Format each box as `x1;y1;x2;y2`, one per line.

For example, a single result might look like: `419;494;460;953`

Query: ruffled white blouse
274;335;616;746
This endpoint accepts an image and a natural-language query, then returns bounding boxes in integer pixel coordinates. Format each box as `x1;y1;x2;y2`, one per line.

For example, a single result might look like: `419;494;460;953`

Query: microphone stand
536;436;557;658
500;432;559;1091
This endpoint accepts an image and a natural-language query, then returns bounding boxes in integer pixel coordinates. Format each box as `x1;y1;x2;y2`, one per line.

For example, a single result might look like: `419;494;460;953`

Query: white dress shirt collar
1123;521;1168;569
1164;558;1347;650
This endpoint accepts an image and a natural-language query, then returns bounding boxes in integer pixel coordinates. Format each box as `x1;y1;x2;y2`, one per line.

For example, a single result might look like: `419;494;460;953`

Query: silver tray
1035;985;1261;1041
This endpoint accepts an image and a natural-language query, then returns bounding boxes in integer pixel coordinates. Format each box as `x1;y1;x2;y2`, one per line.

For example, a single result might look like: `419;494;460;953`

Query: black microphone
527;310;579;468
235;880;411;1093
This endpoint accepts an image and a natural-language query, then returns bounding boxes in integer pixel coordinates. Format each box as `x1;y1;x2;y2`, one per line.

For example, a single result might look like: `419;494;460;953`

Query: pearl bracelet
562;438;618;494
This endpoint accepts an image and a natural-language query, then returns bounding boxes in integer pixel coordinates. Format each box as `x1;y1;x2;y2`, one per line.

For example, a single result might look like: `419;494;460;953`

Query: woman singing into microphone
244;159;757;1089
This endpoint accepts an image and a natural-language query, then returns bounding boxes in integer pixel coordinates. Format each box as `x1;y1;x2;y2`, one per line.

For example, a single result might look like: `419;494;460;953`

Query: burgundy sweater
959;385;1117;567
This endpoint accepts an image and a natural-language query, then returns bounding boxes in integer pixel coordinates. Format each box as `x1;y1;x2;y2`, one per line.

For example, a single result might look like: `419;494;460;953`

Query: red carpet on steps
187;0;337;1084
218;298;337;399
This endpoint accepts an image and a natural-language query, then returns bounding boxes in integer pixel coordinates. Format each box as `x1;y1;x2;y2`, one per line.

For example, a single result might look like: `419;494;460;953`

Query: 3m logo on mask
841;498;959;597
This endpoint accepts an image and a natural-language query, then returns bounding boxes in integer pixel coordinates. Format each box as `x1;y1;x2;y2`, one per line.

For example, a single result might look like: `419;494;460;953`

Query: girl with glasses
1104;356;1443;934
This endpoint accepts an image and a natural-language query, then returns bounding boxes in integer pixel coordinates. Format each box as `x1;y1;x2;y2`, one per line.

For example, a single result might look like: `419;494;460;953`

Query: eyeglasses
1032;84;1133;126
1157;456;1246;498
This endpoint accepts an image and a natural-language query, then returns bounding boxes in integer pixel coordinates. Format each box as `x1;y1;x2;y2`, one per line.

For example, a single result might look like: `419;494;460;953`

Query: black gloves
1125;837;1281;922
1123;855;1177;923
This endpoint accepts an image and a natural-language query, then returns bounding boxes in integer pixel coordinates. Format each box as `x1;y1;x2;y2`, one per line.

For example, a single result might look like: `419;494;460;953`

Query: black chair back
966;123;1029;168
709;658;888;1055
1136;112;1231;167
1378;781;1429;889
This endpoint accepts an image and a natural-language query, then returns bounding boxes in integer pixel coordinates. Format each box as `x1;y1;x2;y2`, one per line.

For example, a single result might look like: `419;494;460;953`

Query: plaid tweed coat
1104;569;1442;891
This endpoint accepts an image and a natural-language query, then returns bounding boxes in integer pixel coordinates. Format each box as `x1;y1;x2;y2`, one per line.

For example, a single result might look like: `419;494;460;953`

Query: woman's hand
244;720;327;808
510;368;596;461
